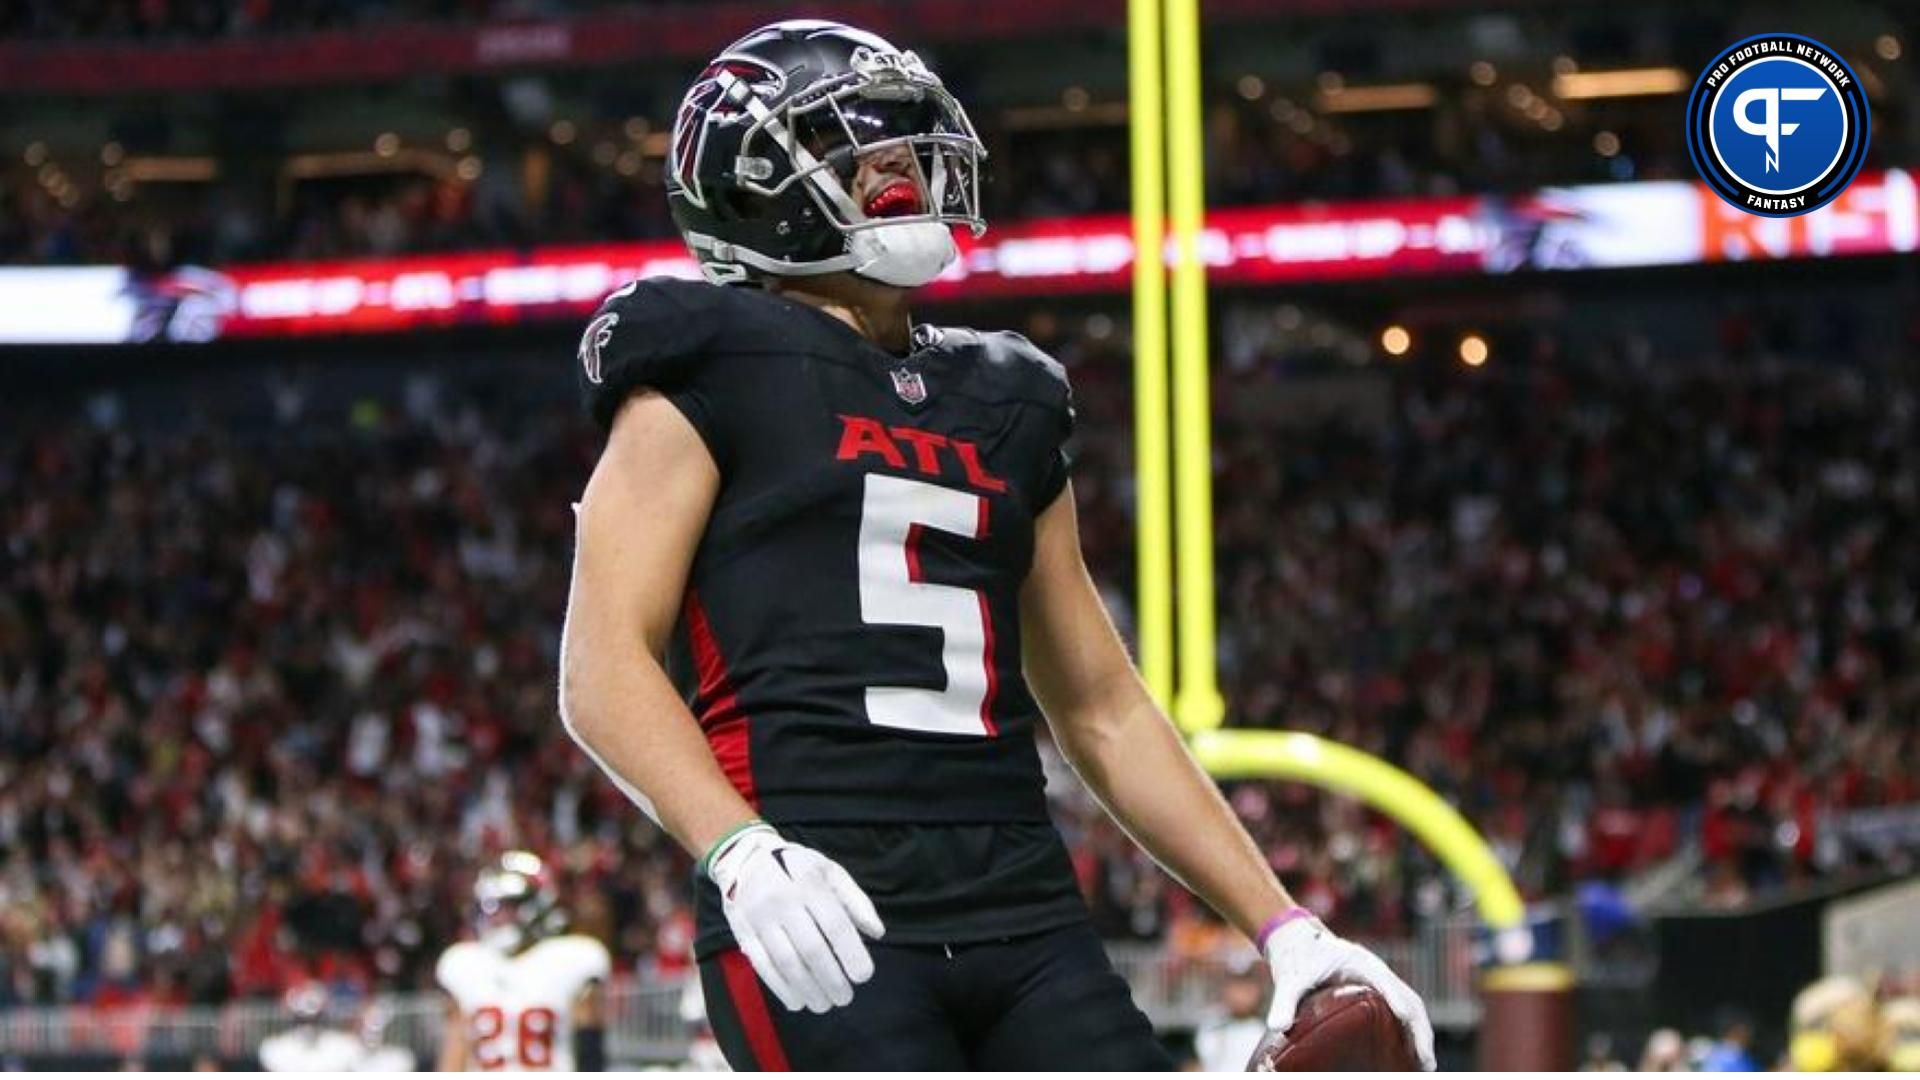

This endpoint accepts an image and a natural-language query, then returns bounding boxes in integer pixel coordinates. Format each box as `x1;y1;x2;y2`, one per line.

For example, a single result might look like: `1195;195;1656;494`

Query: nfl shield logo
891;368;928;405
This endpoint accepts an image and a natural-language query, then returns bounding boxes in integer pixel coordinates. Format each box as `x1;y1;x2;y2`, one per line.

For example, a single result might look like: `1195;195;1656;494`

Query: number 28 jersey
577;278;1074;825
436;935;610;1071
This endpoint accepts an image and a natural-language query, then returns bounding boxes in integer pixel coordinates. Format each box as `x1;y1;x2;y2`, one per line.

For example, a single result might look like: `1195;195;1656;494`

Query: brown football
1247;980;1420;1072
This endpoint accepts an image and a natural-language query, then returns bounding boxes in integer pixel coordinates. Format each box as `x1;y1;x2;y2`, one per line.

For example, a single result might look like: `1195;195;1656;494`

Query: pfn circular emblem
1685;33;1870;218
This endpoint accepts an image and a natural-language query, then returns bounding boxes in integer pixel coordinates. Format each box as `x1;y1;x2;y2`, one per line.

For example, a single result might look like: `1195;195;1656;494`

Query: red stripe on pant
719;949;791;1070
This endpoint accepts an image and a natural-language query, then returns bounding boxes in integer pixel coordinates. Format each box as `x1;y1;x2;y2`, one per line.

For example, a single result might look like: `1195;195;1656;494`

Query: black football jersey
577;277;1075;827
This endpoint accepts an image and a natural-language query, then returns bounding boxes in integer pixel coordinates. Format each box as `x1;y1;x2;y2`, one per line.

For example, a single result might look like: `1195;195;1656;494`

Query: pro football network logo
1685;33;1870;218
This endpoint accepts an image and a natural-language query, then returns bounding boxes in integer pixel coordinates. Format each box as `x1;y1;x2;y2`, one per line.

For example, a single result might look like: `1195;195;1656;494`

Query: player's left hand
1264;912;1436;1070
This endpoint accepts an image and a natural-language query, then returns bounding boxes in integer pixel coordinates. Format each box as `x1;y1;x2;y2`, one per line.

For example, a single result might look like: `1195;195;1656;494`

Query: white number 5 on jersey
856;474;998;737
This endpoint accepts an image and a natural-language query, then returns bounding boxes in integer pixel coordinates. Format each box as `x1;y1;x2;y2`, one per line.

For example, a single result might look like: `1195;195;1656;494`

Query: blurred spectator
1192;954;1268;1072
1790;975;1887;1071
1638;1028;1688;1071
1579;1033;1627;1071
1697;1010;1757;1071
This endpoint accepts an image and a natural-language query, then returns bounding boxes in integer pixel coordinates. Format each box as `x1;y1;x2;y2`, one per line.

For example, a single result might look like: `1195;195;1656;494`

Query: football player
559;19;1435;1070
435;852;611;1071
257;984;366;1072
1194;955;1272;1071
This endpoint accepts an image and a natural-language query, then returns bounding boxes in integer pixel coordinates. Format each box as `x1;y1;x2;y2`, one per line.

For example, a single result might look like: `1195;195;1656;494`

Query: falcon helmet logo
669;56;785;210
577;311;619;385
891;368;928;405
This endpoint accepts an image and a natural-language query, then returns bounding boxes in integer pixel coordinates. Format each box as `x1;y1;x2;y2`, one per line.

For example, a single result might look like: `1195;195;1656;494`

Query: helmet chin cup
848;221;957;287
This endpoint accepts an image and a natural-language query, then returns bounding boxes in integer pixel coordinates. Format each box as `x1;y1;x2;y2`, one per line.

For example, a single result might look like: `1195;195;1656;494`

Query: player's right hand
702;820;885;1014
1264;912;1436;1070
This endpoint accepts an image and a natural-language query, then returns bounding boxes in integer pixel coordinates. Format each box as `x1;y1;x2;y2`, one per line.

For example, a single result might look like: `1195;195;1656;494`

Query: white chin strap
847;221;957;287
684;222;956;288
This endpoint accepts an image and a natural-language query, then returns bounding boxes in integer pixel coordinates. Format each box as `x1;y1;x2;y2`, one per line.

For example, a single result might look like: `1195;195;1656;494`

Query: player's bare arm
560;389;754;857
562;389;884;1016
436;995;467;1073
1022;485;1437;1068
1021;484;1295;935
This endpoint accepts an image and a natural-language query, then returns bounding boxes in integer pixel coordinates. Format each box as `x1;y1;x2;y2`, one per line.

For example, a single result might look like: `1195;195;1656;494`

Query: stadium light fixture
1460;333;1490;366
285;150;447;180
1002;102;1131;130
1316;82;1438;113
119;156;220;182
1552;67;1689;100
1381;325;1412;356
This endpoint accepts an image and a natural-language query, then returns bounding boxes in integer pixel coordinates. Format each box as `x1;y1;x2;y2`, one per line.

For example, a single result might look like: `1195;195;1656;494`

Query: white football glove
703;821;885;1014
1264;913;1436;1071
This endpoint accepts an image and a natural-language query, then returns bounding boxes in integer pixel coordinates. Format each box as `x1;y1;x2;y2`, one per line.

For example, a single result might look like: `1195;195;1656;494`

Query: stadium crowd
2;297;1915;1010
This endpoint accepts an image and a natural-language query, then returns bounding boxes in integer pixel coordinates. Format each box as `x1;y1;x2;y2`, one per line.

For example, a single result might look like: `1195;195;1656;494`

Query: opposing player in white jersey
258;984;368;1072
435;851;612;1071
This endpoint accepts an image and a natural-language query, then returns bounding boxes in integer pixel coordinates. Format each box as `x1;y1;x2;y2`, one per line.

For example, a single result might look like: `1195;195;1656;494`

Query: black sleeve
1034;381;1076;510
575;278;730;448
573;1026;606;1071
983;330;1076;510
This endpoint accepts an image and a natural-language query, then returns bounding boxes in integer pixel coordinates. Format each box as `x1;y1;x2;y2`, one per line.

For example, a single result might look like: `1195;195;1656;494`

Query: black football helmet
473;850;564;952
667;20;987;287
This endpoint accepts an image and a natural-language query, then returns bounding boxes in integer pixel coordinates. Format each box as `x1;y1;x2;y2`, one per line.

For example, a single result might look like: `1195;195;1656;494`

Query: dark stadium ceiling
1;0;1909;97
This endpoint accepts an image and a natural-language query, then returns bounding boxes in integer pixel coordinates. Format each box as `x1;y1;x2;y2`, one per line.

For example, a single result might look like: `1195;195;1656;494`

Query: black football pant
701;919;1172;1070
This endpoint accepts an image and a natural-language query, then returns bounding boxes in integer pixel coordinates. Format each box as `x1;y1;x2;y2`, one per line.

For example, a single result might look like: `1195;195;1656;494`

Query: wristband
699;818;769;878
1255;907;1317;952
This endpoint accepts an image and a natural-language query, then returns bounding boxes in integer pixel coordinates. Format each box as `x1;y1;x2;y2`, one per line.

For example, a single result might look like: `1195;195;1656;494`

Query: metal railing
0;919;1481;1065
1107;918;1481;1032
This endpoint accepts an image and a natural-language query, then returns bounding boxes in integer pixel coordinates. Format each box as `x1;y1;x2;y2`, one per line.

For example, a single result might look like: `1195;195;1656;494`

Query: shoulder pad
568;933;613;980
434;941;483;992
577;277;738;429
539;934;612;986
940;328;1074;416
